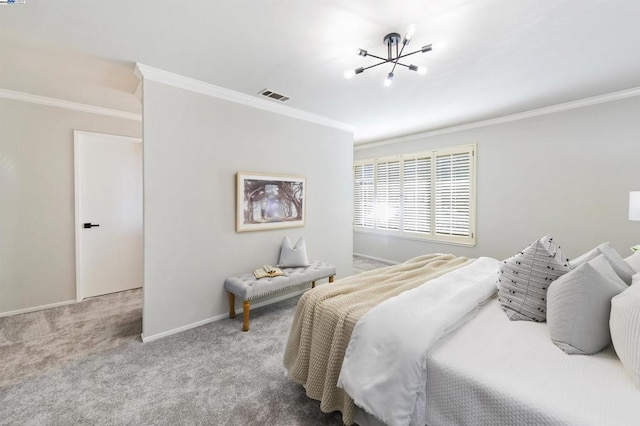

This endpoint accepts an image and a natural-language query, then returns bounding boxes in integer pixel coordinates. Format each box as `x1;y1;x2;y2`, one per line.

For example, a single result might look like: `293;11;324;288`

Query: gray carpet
0;256;389;426
352;255;395;275
0;289;142;389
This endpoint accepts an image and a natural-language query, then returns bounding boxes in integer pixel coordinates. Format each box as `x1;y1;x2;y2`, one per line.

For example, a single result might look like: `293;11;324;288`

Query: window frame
353;144;476;247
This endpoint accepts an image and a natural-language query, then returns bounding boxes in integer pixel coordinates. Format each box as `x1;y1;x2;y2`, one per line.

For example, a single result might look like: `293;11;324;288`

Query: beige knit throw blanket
283;253;474;425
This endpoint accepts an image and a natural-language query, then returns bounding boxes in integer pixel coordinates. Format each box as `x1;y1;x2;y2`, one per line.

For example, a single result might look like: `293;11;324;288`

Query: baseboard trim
141;312;229;343
353;252;398;265
0;299;76;318
140;287;312;343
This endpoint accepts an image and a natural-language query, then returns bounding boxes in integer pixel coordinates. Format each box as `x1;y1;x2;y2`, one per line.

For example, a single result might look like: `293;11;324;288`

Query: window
353;144;475;246
353;162;374;228
403;156;431;234
375;160;400;231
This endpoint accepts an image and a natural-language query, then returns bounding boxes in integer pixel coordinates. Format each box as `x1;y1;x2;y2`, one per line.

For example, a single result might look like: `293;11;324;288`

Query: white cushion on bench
224;260;336;301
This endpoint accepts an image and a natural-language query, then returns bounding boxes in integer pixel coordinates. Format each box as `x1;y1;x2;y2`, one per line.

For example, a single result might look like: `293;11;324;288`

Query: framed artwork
236;172;306;232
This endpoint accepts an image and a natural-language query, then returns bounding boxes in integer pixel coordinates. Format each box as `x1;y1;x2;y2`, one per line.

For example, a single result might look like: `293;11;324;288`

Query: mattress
355;296;639;426
430;296;638;425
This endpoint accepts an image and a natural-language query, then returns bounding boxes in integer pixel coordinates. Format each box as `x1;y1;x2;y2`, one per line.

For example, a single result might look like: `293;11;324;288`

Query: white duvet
337;257;499;426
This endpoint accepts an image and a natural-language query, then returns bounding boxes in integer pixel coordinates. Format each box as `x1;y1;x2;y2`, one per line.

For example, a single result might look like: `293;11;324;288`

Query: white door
74;131;143;300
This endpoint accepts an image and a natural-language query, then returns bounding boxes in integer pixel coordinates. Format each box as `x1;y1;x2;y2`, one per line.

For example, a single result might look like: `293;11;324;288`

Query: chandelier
344;25;432;87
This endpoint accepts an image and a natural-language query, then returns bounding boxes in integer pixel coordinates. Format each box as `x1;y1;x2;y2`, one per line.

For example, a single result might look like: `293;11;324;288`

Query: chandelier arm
365;53;391;62
364;54;415;67
360;61;392;72
396;49;431;60
358;59;413;73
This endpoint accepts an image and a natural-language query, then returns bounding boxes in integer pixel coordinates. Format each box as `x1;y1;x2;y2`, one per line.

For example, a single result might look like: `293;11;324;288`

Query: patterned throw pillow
498;235;571;322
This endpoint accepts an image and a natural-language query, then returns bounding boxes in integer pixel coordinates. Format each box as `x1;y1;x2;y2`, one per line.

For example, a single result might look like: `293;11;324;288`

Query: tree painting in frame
237;173;306;232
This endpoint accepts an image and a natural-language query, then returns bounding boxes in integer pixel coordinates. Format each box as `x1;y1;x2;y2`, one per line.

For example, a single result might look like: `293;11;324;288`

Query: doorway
74;131;143;301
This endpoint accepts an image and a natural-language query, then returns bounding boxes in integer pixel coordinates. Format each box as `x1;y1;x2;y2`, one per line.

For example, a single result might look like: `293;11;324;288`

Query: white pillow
570;242;634;285
547;255;627;355
498;235;571;322
610;282;640;389
278;236;310;267
624;250;640;274
569;247;600;266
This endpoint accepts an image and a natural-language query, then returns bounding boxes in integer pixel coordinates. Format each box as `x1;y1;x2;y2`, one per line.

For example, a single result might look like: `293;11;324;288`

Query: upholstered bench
224;260;336;331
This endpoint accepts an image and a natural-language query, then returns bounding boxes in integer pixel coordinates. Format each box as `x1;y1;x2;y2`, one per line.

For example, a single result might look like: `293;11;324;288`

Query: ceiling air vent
258;89;290;102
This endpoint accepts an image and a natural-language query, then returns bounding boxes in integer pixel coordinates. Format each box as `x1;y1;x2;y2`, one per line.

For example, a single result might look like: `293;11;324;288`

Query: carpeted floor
0;255;390;426
0;289;142;389
352;255;395;275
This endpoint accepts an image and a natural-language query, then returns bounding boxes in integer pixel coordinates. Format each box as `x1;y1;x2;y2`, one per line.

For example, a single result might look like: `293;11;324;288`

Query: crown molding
134;82;142;101
134;63;355;133
0;88;142;121
354;86;640;151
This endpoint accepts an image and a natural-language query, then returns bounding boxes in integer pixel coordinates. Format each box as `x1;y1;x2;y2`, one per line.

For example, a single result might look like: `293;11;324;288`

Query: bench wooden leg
228;292;236;318
311;280;316;289
243;300;250;332
329;275;335;283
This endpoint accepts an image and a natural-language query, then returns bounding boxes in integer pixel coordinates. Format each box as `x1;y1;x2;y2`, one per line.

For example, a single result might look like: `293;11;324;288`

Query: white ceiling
2;0;640;143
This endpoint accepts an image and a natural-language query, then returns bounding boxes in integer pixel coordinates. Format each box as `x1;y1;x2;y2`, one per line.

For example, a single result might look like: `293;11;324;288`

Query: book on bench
253;264;285;279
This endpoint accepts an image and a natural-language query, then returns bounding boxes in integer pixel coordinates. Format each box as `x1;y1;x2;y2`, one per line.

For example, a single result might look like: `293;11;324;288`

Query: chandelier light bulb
357;48;368;57
417;66;428;75
432;41;446;50
344;69;356;79
404;24;416;42
384;72;394;87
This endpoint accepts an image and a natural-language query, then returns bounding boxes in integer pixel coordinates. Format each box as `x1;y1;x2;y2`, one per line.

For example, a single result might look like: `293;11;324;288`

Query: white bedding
338;257;500;426
353;296;640;426
424;296;640;426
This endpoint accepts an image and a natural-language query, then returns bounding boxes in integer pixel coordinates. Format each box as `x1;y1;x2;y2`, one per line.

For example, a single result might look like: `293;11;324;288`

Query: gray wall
0;98;142;314
354;96;640;263
141;80;353;339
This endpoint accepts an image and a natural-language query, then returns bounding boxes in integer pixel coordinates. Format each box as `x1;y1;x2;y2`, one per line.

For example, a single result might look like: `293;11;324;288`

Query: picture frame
236;172;306;232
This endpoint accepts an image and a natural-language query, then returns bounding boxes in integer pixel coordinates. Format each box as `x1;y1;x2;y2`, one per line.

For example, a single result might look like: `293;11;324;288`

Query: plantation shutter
353;144;475;245
402;156;431;234
435;149;473;237
354;162;374;228
375;160;401;230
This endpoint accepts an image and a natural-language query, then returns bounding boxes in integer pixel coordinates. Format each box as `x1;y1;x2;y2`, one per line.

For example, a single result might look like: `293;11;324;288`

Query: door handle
83;223;100;229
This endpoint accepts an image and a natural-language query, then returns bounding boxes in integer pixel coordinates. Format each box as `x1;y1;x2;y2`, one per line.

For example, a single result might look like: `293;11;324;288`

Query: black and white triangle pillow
498;234;571;322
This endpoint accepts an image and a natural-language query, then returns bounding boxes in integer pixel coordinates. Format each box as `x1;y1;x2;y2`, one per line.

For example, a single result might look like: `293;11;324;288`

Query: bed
283;249;640;426
354;296;639;426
